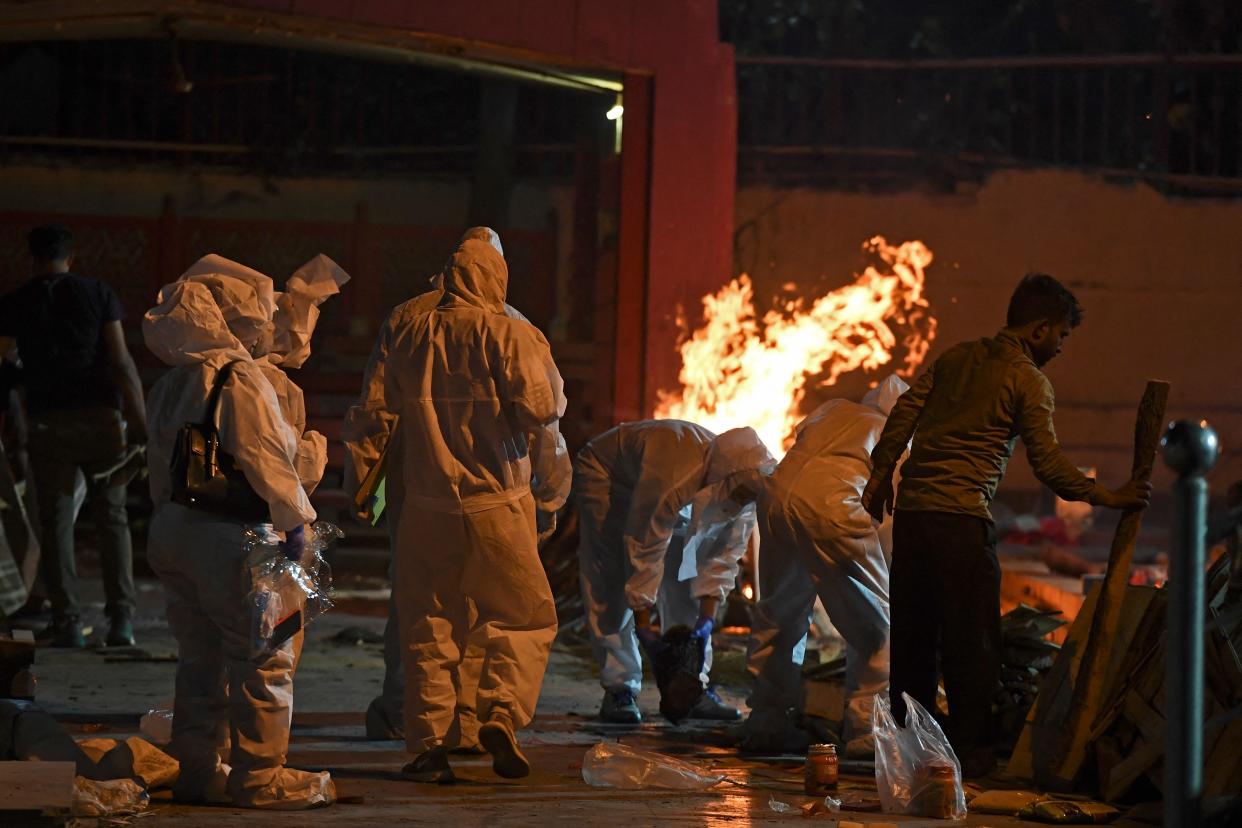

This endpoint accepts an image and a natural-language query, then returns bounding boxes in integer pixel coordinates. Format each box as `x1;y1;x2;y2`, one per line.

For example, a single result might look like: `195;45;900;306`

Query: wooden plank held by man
1008;380;1169;788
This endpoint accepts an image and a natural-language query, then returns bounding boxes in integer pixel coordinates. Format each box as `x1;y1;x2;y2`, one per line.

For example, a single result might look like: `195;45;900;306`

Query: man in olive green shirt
861;273;1149;777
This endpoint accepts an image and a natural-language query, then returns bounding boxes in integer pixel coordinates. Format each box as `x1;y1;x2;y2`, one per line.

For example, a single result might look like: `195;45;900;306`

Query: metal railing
736;54;1242;190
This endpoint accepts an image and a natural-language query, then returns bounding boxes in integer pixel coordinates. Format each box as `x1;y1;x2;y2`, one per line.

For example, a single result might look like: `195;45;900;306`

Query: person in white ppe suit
143;253;347;809
742;375;909;758
573;420;775;723
341;227;562;748
377;237;570;784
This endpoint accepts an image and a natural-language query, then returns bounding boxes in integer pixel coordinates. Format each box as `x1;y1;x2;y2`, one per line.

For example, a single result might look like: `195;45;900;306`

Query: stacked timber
1009;557;1242;800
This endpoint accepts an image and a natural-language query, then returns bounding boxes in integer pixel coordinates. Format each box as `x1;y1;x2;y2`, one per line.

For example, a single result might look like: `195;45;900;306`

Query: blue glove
279;524;305;562
691;615;715;641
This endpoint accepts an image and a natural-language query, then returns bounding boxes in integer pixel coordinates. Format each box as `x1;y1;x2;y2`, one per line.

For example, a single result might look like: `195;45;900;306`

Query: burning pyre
656;236;938;454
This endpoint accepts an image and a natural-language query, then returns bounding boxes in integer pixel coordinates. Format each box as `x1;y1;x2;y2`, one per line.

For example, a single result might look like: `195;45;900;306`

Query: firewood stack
1091;557;1242;801
1009;556;1242;801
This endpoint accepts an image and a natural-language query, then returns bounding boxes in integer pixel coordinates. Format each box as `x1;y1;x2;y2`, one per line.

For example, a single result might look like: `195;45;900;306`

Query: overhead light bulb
606;104;624;121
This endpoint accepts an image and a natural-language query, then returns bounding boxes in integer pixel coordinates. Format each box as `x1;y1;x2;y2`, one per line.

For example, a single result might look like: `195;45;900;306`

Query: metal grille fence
736;54;1242;191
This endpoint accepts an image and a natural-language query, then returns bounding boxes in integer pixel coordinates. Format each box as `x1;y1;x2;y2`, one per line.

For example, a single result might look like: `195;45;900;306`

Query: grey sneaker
599;689;642;724
688;686;741;721
402;746;455;783
478;714;530;779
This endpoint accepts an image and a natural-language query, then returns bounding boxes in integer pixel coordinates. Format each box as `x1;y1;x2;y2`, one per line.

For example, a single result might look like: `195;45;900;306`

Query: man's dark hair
27;225;74;263
1006;272;1083;329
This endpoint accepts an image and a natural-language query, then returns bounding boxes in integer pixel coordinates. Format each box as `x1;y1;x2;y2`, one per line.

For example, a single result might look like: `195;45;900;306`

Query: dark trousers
890;509;1000;766
28;406;135;624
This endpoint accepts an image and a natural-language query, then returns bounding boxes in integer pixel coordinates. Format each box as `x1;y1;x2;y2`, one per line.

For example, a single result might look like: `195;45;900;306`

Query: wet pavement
19;573;1037;826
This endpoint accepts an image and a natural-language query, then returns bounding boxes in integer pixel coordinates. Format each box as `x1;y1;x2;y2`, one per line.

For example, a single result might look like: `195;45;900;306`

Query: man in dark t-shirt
0;225;148;647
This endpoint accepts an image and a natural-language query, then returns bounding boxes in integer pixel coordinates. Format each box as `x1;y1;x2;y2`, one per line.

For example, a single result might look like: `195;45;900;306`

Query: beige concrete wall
734;170;1242;502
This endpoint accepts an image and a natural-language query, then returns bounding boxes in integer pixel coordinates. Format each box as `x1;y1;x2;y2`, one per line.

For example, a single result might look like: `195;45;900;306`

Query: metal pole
1160;420;1219;828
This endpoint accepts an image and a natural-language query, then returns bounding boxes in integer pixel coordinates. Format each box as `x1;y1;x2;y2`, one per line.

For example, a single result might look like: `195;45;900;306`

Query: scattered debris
72;775;149;817
581;742;726;790
329;625;385;646
996;605;1067;749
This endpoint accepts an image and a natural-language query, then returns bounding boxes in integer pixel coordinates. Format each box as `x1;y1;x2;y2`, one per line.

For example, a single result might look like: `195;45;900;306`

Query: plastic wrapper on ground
872;692;967;819
581;742;725;790
72;776;149;816
246;521;341;658
78;735;180;789
139;705;174;745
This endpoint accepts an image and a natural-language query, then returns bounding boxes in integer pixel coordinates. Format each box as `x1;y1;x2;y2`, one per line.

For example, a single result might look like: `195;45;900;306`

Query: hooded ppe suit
341;228;567;745
377;238;570;757
744;375;908;755
143;254;346;809
573;420;773;695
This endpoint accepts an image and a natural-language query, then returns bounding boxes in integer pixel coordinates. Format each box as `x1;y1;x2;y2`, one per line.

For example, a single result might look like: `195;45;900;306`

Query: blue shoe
599;689;642;724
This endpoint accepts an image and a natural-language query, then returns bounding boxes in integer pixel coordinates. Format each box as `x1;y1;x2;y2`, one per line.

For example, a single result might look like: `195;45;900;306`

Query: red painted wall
221;0;738;419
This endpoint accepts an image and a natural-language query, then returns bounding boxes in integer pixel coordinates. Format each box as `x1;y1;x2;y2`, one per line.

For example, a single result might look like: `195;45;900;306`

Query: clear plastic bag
581;742;725;790
872;692;967;820
72;776;149;816
139;705;174;745
246;522;341;658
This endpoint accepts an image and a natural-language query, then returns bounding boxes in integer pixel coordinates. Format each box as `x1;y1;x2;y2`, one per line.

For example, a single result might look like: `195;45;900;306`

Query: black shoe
478;715;530;779
688;686;742;721
37;620;85;648
365;696;403;741
402;746;455;783
962;748;998;780
106;617;135;647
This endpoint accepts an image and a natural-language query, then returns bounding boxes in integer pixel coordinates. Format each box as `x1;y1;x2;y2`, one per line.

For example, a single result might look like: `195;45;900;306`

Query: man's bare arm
102;321;147;445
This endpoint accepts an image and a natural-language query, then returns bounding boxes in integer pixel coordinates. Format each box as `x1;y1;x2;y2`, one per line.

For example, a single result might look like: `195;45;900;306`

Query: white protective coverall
745;375;909;755
341;228;565;746
143;253;346;809
573;421;774;694
378;238;571;756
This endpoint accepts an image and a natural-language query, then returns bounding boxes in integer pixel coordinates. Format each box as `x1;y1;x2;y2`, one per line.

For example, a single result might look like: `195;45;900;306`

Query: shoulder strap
202;361;241;432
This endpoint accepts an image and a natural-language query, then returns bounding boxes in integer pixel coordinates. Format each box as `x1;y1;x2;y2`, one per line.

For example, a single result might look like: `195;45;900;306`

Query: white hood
861;374;910;416
144;253;348;369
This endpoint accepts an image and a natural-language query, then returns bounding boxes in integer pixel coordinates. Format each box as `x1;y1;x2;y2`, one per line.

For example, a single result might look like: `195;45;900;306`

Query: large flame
655;236;936;455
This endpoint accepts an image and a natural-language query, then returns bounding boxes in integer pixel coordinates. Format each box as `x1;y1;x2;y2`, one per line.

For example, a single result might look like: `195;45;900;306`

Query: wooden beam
0;760;75;812
1049;380;1170;787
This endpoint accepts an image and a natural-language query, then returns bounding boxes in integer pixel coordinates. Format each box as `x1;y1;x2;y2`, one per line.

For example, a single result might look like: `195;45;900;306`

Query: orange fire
655;236;936;455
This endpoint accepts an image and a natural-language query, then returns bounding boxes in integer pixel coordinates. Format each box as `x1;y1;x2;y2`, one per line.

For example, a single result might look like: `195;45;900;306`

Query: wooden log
1049;380;1170;788
0;760;75;812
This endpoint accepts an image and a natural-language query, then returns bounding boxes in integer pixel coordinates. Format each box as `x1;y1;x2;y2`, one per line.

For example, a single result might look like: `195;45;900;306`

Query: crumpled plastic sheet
581;742;725;790
72;776;149;817
138;707;173;746
78;736;180;789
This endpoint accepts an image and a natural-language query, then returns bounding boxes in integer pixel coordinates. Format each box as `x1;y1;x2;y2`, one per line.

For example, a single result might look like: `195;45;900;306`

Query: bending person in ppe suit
379;238;570;784
742;375;909;758
143;253;347;809
573;421;776;724
342;227;565;746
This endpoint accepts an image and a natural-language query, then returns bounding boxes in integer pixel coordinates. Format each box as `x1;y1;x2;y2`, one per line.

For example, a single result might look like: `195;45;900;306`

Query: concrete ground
18;571;1050;827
